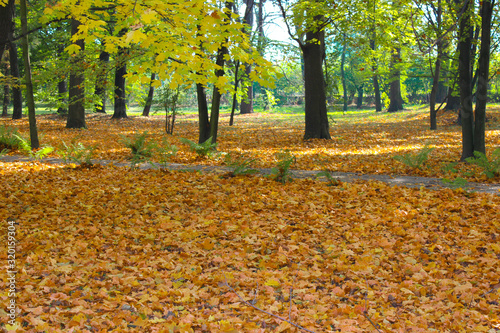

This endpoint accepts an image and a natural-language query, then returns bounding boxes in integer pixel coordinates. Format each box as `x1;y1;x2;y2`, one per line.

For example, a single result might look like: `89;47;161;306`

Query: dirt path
2;155;500;195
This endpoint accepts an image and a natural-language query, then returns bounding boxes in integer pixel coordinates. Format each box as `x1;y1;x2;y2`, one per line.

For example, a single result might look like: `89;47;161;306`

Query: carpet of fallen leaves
2;106;500;181
0;163;499;332
0;108;500;332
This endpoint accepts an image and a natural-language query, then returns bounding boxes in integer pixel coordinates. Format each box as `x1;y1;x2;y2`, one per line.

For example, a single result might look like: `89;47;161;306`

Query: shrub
224;154;258;176
58;140;98;166
465;148;500;178
156;138;179;168
0;125;21;152
14;135;54;161
393;145;434;169
180;137;218;158
120;131;156;168
269;150;295;183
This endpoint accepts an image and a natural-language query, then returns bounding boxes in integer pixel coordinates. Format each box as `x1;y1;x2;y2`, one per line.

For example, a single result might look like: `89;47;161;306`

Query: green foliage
465;148;500;178
14;135;54;161
393;145;434;169
224;154;259;176
180;137;218;158
269;150;296;183
441;162;458;174
441;177;469;190
0;125;21;152
156;138;178;168
120;131;156;168
316;170;341;186
58;140;97;166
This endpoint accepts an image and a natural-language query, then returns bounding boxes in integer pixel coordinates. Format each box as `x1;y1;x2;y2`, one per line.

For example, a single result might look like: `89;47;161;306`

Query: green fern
224;154;258;176
14;135;54;161
393;145;434;170
465;148;500;178
120;131;156;168
58;140;97;166
180;137;218;158
269;150;296;183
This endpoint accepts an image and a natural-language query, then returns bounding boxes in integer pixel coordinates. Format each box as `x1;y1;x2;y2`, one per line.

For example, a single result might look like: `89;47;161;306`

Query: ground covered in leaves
1;108;500;332
2;106;500;182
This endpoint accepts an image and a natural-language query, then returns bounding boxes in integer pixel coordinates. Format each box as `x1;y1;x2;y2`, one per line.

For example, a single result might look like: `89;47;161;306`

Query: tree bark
197;83;210;143
20;0;39;148
240;0;255;115
429;0;443;130
9;42;22;119
94;49;109;113
387;48;403;112
0;0;14;61
2;50;9;117
302;25;331;140
370;0;382;112
458;0;474;160
356;85;363;109
340;34;348;112
66;19;86;129
229;60;240;126
57;79;67;114
142;73;156;117
473;0;495;154
112;38;127;119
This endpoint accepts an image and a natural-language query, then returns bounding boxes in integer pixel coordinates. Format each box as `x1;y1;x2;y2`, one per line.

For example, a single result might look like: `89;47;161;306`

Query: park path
1;155;500;195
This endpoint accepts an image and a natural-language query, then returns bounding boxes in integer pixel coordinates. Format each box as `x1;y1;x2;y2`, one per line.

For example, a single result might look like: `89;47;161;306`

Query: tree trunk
95;49;109;113
209;38;229;143
387;48;403;112
429;0;442;130
356;85;363;109
229;60;239;126
458;0;474;160
0;0;14;62
340;34;348;112
370;0;382;112
2;51;9;117
474;0;495;154
20;0;39;148
57;79;67;114
197;83;210;143
302;25;331;140
142;73;156;117
9;42;22;119
66;19;86;129
112;41;127;119
240;0;254;115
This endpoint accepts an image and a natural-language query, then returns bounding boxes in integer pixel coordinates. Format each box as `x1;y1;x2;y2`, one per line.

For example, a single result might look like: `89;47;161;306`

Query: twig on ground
223;274;317;333
363;276;383;333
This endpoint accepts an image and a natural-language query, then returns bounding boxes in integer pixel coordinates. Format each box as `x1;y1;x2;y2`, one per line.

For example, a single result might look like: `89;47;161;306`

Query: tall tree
0;0;14;61
277;0;331;139
473;0;496;154
112;29;128;119
66;18;86;129
94;49;109;113
240;0;255;114
142;73;156;117
458;0;474;160
19;0;39;148
8;42;22;119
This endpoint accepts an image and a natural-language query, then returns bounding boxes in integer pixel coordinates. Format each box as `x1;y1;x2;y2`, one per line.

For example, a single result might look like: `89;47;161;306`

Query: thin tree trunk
356;85;363;109
95;49;109;113
20;0;39;148
229;60;240;126
474;0;495;154
66;19;86;129
458;0;474;160
240;0;255;115
370;0;382;112
429;0;442;130
142;73;156;117
9;42;22;119
340;33;348;112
